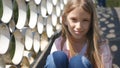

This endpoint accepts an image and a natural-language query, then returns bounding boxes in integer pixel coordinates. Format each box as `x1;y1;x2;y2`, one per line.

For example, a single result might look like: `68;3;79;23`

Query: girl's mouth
74;31;82;35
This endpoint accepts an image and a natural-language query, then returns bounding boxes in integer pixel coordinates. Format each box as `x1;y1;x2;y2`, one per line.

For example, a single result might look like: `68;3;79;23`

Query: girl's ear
62;15;67;25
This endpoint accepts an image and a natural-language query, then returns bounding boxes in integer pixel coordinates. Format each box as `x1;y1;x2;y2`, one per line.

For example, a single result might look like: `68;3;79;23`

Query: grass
95;0;120;7
106;0;120;7
0;0;3;18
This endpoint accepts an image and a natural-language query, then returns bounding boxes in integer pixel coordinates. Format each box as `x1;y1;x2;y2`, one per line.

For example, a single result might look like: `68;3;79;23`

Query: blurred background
0;0;120;68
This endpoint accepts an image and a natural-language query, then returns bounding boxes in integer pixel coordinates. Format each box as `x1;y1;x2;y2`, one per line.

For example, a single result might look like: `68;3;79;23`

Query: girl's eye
70;18;77;22
83;19;90;23
83;19;89;22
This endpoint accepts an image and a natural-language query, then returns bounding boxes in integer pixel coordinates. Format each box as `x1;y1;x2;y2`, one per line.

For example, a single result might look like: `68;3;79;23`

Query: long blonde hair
61;0;103;68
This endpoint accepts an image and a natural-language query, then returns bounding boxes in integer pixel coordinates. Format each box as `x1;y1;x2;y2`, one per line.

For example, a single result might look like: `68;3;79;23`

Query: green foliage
13;1;18;24
95;0;120;7
0;0;3;18
9;36;15;59
106;0;120;7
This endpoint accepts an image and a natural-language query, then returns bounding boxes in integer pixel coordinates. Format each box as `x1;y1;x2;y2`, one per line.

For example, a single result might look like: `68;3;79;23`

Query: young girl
45;0;112;68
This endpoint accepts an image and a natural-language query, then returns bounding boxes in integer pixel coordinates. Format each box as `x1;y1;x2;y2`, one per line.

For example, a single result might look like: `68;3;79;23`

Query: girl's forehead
68;7;91;18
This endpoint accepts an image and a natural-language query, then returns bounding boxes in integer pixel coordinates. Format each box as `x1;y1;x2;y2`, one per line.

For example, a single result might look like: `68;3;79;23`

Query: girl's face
66;7;91;40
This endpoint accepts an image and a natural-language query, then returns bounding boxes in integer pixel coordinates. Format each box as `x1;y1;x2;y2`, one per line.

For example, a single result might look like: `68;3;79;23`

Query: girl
45;0;112;68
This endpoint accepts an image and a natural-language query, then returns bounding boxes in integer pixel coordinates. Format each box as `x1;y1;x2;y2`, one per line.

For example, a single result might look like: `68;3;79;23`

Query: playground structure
0;0;120;68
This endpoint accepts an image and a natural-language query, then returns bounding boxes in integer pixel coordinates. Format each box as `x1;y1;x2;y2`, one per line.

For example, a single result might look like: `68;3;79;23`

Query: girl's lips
74;31;82;35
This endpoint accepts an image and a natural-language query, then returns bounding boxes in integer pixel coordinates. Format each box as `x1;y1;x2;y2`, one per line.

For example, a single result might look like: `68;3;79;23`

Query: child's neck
70;36;87;46
68;36;87;56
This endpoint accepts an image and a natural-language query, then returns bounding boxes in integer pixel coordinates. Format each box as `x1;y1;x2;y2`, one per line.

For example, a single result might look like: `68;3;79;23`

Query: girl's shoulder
98;39;113;65
98;38;108;46
50;36;64;53
98;39;110;54
54;36;63;45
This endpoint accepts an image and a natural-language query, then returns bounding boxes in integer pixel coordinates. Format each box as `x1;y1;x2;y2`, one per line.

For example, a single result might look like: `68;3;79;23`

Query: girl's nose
76;22;82;29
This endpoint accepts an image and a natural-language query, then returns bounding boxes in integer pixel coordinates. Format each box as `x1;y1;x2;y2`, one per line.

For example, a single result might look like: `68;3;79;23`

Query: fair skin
65;7;91;53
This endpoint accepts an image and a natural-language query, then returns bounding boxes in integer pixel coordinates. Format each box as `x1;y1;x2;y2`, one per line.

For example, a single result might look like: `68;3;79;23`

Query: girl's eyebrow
82;16;91;19
83;17;90;19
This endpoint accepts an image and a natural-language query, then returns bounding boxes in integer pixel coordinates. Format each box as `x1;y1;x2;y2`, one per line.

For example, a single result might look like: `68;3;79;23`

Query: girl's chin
73;36;83;40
